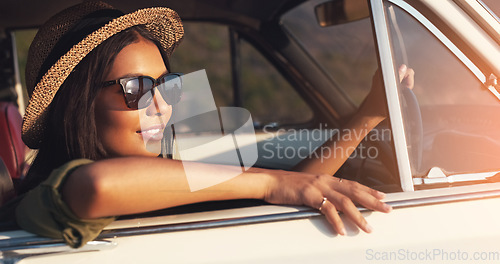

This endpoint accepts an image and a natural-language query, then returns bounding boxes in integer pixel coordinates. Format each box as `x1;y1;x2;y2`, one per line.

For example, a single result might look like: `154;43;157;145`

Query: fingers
350;189;392;213
338;177;386;199
267;172;391;236
331;178;392;213
302;189;349;236
398;64;415;89
310;179;391;235
398;64;407;81
317;190;377;235
319;199;346;236
325;193;373;234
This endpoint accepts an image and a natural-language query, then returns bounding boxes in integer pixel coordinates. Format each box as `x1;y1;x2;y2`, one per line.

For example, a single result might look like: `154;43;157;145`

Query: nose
146;87;171;117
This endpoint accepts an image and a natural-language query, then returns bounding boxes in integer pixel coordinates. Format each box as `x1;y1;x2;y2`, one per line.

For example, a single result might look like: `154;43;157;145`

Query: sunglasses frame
102;72;183;109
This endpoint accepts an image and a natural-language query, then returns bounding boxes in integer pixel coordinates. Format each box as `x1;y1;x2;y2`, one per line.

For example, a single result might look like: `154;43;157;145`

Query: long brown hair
19;26;170;194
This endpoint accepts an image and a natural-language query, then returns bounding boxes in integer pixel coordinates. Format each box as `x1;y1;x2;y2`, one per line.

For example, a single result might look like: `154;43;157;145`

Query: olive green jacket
1;159;115;248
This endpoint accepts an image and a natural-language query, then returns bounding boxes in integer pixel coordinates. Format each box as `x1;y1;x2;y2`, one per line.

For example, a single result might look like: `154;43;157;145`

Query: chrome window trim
371;0;414;192
0;240;116;262
2;187;500;253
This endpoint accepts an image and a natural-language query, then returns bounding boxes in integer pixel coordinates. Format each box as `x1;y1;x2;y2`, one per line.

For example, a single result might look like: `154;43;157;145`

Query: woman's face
95;37;171;157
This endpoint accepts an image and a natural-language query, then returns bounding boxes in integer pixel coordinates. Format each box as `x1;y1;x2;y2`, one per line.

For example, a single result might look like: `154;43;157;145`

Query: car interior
0;0;404;211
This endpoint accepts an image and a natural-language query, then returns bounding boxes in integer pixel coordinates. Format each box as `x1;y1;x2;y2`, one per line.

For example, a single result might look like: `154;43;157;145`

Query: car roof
0;0;305;30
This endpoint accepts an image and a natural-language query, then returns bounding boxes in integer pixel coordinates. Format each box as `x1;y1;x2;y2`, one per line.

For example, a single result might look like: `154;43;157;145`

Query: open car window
280;0;400;191
169;21;314;128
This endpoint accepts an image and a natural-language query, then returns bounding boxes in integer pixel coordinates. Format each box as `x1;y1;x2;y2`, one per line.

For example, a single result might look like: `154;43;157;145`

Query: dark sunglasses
103;72;183;109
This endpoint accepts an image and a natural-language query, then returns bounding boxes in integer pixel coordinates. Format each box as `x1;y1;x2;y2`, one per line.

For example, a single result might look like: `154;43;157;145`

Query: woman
10;1;410;248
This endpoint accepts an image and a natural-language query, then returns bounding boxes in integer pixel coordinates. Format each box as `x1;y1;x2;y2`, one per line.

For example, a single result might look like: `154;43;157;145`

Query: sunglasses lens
121;74;182;109
158;74;182;105
124;77;155;109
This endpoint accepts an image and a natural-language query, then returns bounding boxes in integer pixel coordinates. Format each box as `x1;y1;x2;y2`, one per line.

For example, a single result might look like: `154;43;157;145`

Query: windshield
281;0;500;188
281;0;378;107
384;1;500;181
280;0;404;192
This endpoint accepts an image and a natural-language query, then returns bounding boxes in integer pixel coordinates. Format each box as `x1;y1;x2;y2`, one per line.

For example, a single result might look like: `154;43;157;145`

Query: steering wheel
351;86;422;187
400;86;423;175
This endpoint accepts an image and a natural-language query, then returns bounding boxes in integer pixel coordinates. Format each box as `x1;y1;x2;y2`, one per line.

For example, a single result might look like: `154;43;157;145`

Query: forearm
63;157;270;219
293;112;385;175
62;151;392;236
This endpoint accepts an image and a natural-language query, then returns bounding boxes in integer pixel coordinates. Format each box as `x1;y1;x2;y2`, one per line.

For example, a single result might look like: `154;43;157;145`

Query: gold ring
318;197;327;211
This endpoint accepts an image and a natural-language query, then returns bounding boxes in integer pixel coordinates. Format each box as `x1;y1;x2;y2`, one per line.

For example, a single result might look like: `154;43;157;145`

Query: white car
1;0;499;263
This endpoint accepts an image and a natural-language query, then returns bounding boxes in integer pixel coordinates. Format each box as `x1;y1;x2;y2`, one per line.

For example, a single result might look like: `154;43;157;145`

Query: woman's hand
359;64;415;119
263;170;392;235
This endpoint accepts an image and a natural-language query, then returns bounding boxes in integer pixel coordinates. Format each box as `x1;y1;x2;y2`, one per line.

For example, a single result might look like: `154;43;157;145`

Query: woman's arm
62;156;391;236
63;157;266;218
294;65;414;175
62;66;413;235
292;109;385;175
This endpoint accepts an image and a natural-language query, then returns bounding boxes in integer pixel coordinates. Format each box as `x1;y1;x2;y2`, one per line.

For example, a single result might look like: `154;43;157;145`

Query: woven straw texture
22;1;184;149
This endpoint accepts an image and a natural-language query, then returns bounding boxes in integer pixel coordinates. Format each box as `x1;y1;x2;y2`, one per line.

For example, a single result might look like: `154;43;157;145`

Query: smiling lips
137;125;164;141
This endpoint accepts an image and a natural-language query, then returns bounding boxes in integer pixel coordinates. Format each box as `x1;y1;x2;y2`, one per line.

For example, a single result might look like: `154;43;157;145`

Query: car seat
0;101;25;204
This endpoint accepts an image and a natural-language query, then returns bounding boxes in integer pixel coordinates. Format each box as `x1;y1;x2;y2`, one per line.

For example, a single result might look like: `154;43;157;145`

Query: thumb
398;64;414;90
398;64;407;82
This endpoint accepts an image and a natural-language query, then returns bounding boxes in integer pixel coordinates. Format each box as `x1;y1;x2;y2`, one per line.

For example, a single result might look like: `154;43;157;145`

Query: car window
169;21;313;127
7;29;36;110
13;30;36;90
169;22;233;108
281;0;378;106
279;0;401;191
239;39;313;126
386;3;500;182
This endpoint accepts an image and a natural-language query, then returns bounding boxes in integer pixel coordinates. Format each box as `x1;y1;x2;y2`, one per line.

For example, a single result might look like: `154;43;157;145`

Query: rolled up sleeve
16;159;116;248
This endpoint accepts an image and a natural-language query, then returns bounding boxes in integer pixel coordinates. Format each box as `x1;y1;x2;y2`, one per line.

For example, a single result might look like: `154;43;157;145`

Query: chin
106;139;162;158
143;138;162;156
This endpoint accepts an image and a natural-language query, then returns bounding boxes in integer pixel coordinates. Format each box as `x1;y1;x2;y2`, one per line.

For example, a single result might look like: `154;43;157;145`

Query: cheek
96;109;138;134
94;90;173;157
95;108;142;155
94;89;146;157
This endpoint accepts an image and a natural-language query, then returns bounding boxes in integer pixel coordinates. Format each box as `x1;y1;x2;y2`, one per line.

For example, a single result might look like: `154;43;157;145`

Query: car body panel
2;184;500;263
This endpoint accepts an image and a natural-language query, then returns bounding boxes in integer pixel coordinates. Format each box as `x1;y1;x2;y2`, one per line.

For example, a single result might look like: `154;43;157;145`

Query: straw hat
22;1;184;149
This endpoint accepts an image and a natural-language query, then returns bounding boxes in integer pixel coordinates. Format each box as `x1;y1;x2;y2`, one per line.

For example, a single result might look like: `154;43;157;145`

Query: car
1;0;499;263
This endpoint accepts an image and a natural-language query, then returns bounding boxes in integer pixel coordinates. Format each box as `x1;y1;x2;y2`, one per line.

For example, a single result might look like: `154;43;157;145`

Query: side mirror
315;0;370;27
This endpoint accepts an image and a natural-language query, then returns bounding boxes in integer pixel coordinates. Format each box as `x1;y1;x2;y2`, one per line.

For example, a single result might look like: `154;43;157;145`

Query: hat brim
22;7;184;149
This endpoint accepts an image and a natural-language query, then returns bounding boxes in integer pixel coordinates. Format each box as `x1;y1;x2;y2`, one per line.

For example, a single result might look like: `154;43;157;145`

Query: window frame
372;0;500;191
